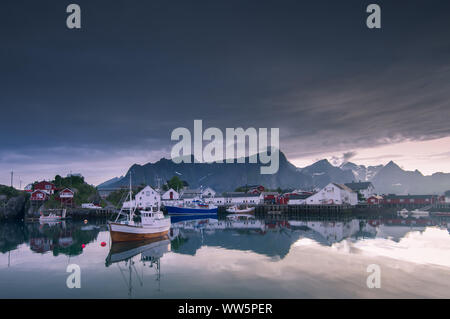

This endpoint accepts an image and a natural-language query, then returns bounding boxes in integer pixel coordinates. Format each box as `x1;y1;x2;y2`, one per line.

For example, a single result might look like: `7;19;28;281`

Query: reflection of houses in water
288;219;377;245
105;236;171;297
30;237;54;253
373;218;435;242
170;215;298;258
27;221;101;256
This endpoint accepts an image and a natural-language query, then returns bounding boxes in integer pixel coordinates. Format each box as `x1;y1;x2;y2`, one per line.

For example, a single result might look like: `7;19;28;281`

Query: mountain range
98;151;450;195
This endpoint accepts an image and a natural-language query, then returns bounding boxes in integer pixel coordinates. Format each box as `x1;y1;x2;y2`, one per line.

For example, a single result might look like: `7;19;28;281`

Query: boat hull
108;222;170;242
165;205;218;215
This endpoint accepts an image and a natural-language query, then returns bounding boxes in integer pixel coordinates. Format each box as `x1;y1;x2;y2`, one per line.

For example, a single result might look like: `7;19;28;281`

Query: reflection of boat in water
410;209;429;218
39;213;62;223
106;236;170;266
170;213;218;224
105;236;170;297
108;176;170;243
226;205;255;214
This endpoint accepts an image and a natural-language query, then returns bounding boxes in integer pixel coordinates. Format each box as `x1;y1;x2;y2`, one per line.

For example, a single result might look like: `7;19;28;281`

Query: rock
0;195;27;220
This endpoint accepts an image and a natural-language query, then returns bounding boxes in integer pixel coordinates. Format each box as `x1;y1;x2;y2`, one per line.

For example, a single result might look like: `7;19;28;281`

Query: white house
222;192;262;205
162;188;180;200
201;187;216;197
122;185;161;210
180;187;216;198
344;182;375;199
305;183;357;206
288;194;310;205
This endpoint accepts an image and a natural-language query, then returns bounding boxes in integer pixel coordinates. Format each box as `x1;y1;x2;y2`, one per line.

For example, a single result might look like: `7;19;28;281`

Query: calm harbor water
0;214;449;298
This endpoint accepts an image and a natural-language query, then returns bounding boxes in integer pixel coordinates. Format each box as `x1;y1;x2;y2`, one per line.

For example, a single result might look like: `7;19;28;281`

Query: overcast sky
1;0;449;186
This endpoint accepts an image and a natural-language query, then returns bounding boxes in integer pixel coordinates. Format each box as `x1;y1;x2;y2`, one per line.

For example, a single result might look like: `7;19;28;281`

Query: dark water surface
0;215;449;298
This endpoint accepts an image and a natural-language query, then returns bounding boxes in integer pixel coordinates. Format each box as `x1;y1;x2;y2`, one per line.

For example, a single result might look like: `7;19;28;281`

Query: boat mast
128;172;135;222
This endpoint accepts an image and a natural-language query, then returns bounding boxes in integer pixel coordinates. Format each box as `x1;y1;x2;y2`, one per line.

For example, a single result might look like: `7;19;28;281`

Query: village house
161;188;180;200
305;183;358;206
287;193;311;205
33;181;57;195
344;182;375;199
222;192;262;205
122;185;161;210
367;195;383;205
260;192;281;204
237;185;265;194
180;187;216;198
203;195;226;206
58;188;74;207
381;194;438;206
30;189;49;201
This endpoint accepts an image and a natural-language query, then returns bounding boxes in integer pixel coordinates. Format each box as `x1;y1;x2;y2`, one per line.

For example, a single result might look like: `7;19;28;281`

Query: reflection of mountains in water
169;215;450;258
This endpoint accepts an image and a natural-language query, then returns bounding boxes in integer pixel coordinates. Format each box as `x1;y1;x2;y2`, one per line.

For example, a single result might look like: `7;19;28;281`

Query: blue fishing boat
165;200;218;215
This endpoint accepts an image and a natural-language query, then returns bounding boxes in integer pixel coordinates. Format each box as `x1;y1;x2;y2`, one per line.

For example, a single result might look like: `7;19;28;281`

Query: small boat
397;208;409;218
39;213;62;222
108;176;171;243
410;209;429;218
226;205;255;214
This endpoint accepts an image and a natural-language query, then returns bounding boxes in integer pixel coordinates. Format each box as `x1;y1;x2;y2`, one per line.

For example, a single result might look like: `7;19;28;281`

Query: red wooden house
58;188;74;207
34;181;56;194
367;195;383;205
381;194;437;205
30;190;49;201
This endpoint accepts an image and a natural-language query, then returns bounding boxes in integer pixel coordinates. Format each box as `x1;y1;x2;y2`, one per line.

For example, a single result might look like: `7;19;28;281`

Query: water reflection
106;236;171;297
0;214;449;298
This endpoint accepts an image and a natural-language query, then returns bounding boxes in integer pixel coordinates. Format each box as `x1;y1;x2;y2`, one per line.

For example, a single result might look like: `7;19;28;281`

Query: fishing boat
410;209;429;218
108;176;171;243
226;205;255;214
165;199;218;215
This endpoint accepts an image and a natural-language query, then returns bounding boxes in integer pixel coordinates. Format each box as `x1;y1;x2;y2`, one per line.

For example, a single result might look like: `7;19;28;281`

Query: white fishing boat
226;205;255;214
108;175;171;243
410;209;429;218
397;208;409;218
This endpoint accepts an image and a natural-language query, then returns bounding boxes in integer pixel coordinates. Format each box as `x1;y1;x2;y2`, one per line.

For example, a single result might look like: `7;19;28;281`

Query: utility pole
10;170;13;188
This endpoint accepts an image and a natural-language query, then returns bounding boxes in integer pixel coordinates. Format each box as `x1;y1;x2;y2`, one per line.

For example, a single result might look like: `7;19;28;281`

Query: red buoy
101;242;106;247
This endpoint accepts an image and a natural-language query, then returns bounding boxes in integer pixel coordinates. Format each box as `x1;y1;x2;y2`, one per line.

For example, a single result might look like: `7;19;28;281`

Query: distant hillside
101;151;349;193
96;176;123;188
99;152;450;195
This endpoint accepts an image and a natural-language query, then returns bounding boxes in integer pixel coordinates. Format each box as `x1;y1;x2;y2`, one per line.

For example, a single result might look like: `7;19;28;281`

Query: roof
289;194;311;200
384;194;436;199
223;192;261;198
332;183;355;193
344;182;374;191
180;193;200;199
60;188;74;193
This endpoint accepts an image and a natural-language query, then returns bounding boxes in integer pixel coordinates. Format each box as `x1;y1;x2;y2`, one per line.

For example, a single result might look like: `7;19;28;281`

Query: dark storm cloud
0;0;449;183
